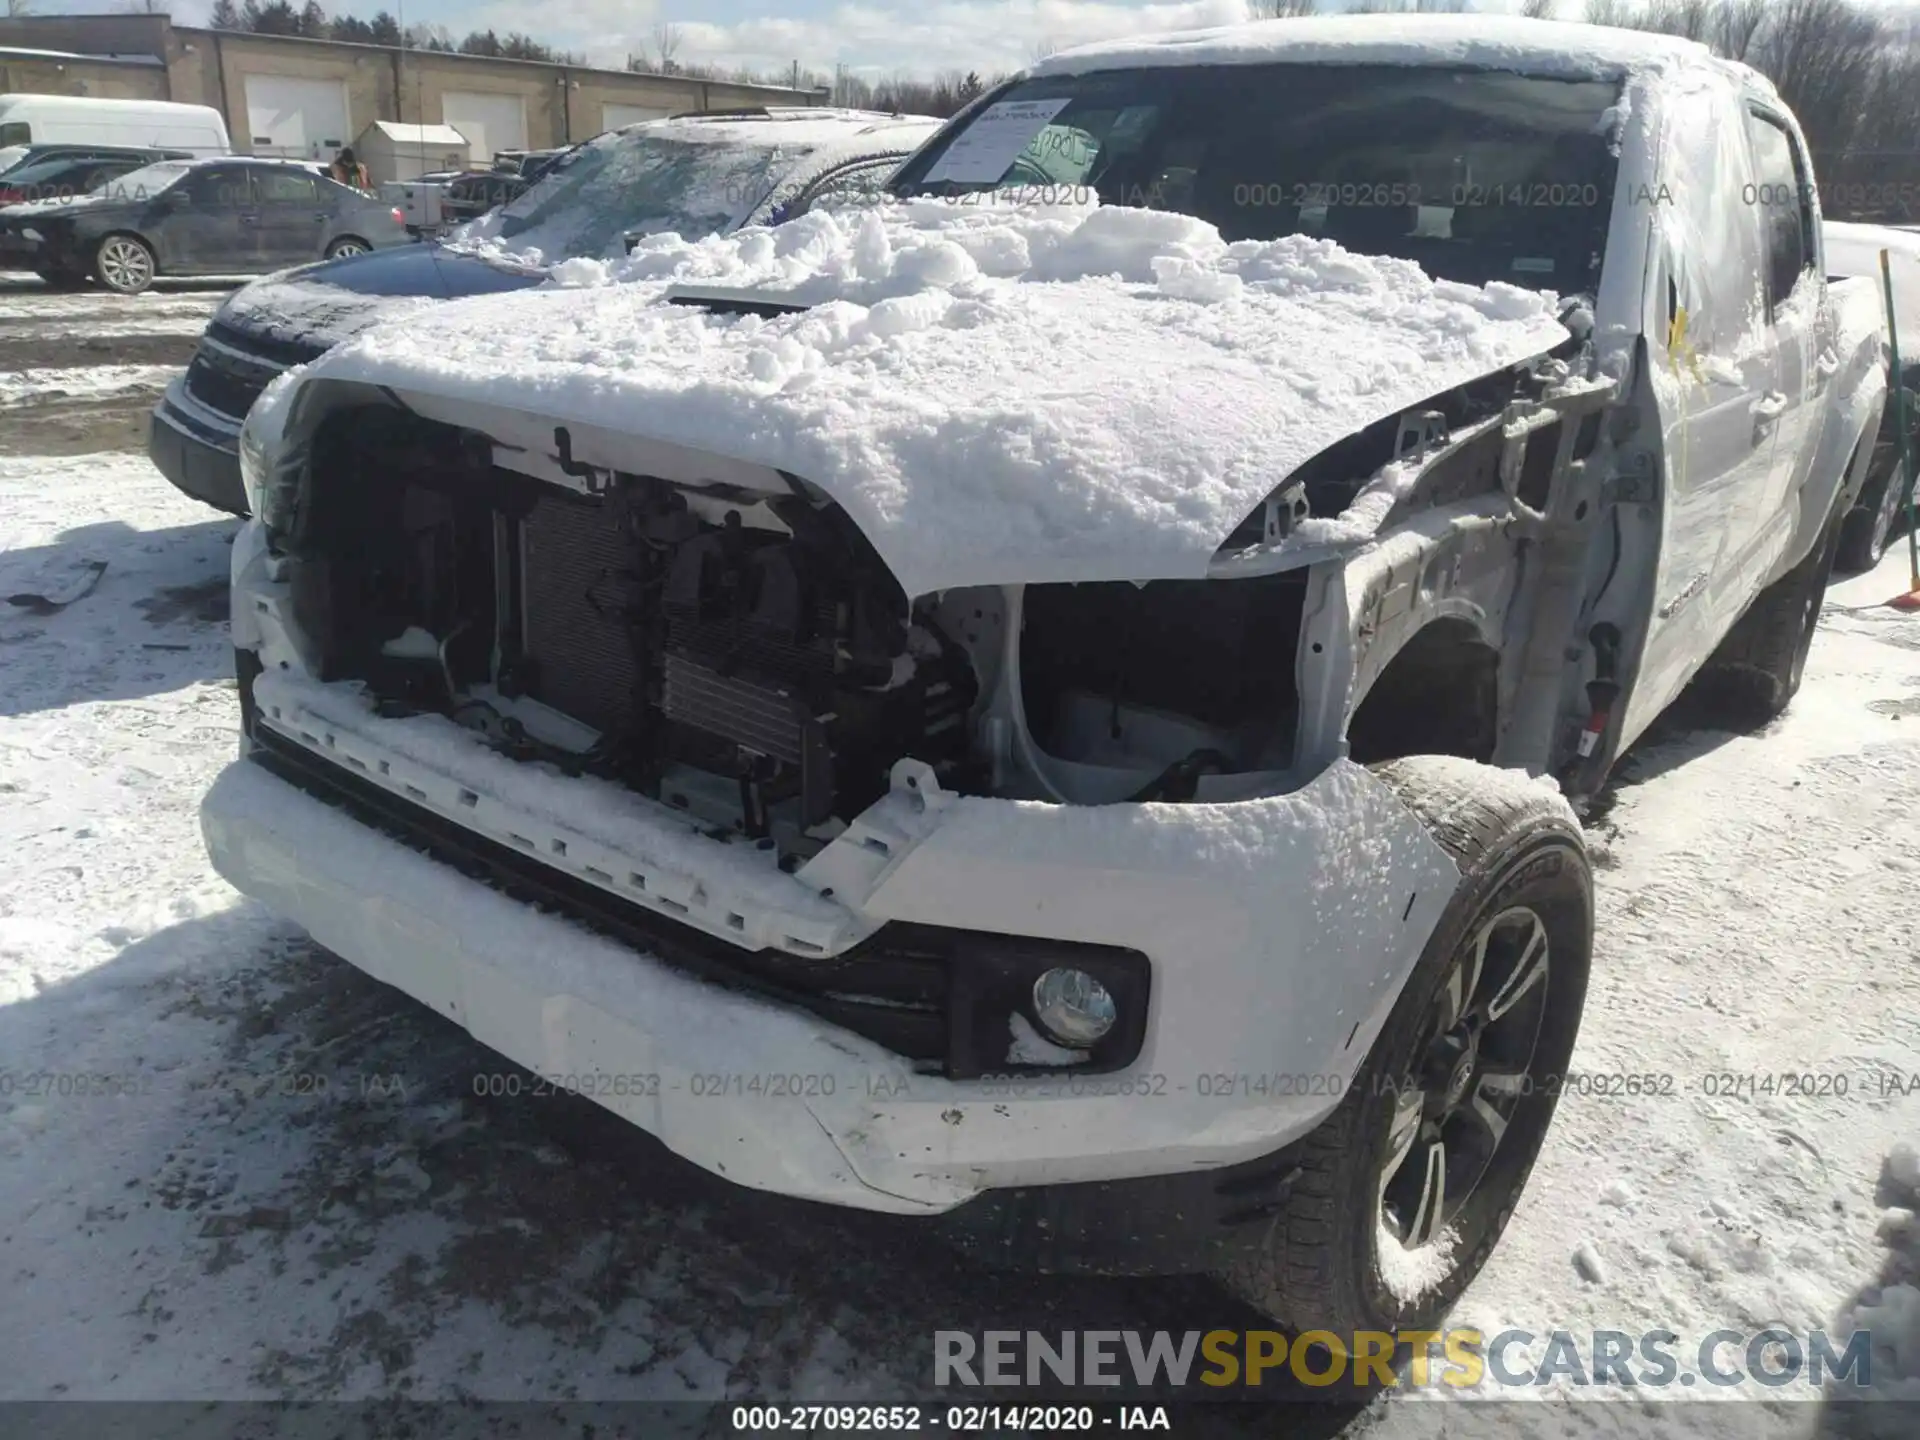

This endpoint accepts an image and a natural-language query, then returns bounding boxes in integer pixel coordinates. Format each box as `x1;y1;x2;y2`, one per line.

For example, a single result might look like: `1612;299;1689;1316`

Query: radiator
519;493;644;738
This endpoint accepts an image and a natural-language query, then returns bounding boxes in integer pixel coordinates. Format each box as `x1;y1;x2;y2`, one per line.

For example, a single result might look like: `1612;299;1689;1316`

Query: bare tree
1520;0;1556;18
650;21;684;74
1415;0;1469;11
4;0;33;16
1248;0;1321;15
1583;0;1629;27
1712;0;1770;60
1639;0;1714;41
1028;34;1061;63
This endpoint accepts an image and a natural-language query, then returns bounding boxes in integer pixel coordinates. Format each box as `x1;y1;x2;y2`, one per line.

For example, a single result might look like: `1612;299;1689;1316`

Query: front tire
325;236;370;260
1218;756;1592;1337
93;234;156;295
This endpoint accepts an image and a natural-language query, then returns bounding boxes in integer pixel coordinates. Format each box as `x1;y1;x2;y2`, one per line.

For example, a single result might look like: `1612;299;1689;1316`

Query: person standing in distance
329;146;371;191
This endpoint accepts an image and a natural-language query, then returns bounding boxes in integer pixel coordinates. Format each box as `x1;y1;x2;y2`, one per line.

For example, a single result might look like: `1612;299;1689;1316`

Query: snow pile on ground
314;197;1569;595
1832;1138;1920;1419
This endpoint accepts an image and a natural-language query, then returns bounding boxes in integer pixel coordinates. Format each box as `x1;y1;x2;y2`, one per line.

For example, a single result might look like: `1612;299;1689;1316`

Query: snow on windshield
311;195;1570;597
447;130;810;267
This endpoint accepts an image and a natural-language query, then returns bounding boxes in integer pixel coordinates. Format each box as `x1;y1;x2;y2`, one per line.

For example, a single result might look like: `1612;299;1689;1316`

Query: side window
1745;111;1814;313
256;169;318;205
789;159;900;219
314;175;358;205
183;165;252;207
1658;87;1767;356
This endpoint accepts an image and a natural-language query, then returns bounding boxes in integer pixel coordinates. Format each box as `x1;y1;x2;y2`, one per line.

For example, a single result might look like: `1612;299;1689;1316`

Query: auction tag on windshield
922;98;1074;185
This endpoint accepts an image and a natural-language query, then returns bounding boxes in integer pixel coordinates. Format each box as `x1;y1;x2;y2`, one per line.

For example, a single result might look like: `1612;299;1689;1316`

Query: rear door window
255;169;318;204
1744;111;1814;314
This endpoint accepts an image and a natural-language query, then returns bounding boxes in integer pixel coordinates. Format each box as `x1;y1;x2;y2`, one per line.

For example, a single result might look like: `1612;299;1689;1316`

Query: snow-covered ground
1;283;1918;1437
0;364;179;406
0;271;230;339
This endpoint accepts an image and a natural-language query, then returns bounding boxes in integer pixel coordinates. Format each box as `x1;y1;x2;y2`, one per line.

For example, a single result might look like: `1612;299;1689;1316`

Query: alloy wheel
1379;905;1551;1249
329;240;368;258
97;238;153;294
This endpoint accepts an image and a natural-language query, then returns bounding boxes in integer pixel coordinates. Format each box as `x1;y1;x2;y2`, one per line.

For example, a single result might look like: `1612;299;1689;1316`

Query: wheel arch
1347;612;1503;767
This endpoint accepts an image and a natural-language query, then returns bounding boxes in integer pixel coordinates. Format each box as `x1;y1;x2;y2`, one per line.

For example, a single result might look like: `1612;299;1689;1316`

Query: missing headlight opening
1019;574;1306;800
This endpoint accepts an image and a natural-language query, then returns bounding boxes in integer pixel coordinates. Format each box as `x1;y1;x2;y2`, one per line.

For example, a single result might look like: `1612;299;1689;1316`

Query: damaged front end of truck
216;305;1615;1107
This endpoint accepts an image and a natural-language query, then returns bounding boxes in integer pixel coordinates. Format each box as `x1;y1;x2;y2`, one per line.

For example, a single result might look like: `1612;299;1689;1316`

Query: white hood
298;198;1572;596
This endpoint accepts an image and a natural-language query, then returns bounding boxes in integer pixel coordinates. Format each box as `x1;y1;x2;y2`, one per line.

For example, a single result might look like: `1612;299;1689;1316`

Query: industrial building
0;13;827;164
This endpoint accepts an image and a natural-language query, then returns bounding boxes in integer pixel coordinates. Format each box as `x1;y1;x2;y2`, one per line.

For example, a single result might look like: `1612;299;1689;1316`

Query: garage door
601;103;674;133
442;92;528;163
243;75;351;159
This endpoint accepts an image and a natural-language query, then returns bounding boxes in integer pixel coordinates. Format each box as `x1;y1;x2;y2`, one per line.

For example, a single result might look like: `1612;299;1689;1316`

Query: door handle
313;212;327;221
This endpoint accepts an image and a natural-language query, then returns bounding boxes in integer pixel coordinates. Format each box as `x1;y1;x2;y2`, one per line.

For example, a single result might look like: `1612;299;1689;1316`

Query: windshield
892;64;1621;294
91;160;191;201
448;130;814;263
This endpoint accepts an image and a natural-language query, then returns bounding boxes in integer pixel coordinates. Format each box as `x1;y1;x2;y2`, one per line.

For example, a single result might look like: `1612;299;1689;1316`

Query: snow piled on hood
310;196;1570;596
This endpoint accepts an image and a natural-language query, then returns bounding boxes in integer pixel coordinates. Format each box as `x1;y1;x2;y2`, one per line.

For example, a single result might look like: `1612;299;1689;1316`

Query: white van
0;95;230;167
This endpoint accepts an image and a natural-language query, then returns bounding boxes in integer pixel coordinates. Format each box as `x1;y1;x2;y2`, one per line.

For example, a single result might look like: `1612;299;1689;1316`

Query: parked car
0;156;409;293
151;108;941;515
0;95;229;171
0;151;157;207
1824;219;1920;570
0;143;191;180
436;150;567;225
437;167;527;227
203;17;1885;1338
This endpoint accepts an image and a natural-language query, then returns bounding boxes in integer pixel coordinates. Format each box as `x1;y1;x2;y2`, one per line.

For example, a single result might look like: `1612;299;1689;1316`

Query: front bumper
206;525;1462;1216
149;380;247;515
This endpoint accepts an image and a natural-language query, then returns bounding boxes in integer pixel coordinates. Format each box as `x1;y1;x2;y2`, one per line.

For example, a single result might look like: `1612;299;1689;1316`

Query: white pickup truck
203;16;1885;1337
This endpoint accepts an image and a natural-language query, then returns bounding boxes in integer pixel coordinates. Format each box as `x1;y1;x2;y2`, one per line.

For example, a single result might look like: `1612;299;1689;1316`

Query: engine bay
279;407;1314;861
290;408;980;860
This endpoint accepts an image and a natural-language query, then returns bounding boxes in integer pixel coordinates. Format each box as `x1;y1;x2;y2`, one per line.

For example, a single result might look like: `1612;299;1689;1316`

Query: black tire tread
1696;506;1842;725
1218;756;1588;1335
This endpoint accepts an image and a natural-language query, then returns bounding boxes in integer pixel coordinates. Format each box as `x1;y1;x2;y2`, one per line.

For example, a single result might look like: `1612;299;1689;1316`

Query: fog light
1032;968;1117;1048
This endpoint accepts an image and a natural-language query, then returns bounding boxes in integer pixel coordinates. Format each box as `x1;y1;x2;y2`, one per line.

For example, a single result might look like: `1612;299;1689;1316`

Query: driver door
157;163;259;272
1623;81;1783;740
